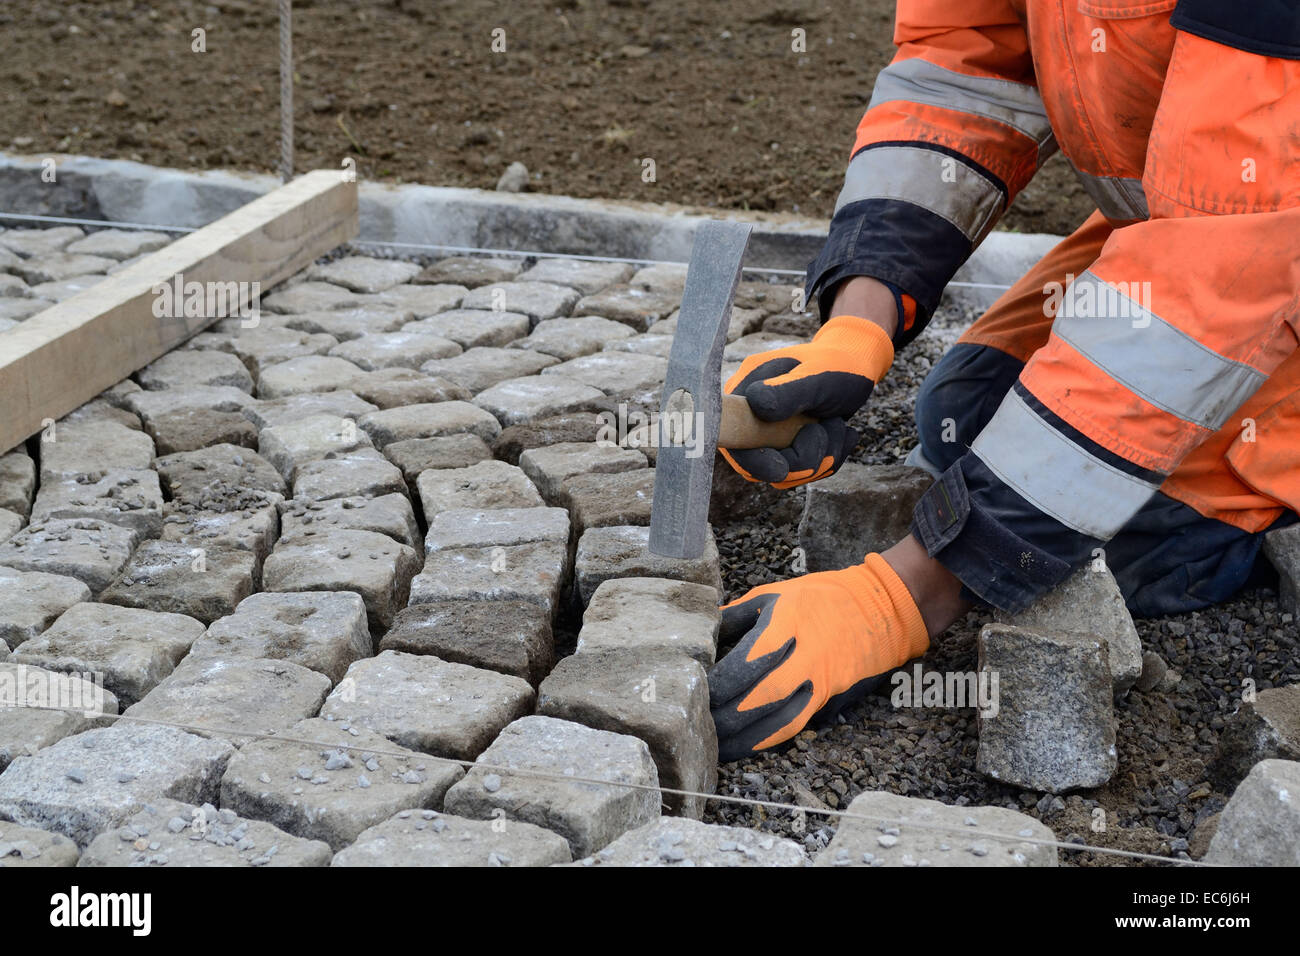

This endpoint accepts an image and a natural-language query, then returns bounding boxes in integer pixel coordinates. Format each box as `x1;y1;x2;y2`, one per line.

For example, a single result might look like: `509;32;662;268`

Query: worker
710;1;1300;762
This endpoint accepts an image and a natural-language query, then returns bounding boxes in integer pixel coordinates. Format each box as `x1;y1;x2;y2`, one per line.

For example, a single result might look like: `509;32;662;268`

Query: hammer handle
718;392;817;450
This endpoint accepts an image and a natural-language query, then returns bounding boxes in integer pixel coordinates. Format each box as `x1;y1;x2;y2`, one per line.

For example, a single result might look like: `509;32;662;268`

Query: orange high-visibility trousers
957;210;1300;536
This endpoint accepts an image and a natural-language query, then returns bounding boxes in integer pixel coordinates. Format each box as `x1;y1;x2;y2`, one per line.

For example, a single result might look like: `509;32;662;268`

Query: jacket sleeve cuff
805;197;976;350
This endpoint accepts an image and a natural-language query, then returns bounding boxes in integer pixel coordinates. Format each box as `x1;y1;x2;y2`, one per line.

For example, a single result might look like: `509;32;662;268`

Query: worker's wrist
828;275;899;338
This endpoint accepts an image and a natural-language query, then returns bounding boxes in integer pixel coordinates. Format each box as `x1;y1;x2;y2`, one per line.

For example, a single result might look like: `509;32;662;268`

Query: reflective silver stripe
834;145;1003;242
1067;159;1149;220
972;388;1159;539
870;58;1056;163
1054;270;1267;430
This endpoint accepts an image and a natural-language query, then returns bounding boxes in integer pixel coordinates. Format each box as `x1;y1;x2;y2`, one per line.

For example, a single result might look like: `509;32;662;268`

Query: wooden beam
0;169;357;453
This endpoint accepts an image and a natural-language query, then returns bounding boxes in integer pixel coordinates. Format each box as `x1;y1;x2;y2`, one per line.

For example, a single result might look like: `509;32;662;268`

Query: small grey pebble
66;769;86;784
482;773;502;793
877;834;898;848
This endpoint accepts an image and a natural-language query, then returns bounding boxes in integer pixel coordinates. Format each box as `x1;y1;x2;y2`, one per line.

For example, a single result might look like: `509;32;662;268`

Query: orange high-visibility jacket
806;0;1300;608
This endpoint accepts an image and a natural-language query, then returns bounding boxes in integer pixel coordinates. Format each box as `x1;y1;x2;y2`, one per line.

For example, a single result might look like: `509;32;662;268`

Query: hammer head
648;220;753;558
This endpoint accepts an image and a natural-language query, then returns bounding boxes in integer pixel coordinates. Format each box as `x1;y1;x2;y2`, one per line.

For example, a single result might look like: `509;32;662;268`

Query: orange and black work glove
709;553;929;762
720;315;894;489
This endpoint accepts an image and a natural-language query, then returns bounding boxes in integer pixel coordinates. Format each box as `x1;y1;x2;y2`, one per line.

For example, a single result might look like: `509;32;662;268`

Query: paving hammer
647;220;813;559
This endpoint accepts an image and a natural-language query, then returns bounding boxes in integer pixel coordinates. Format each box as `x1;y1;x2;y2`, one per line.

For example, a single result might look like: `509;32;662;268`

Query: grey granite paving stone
78;797;333;867
65;228;170;260
194;326;340;377
0;724;235;848
0;566;92;651
188;590;372;685
628;262;688;296
460;281;580;323
412;256;523;288
576;577;721;667
357;401;501;450
348;368;472;409
538;648;717;817
154;443;287;506
573;285;680;331
256;355;366;400
280;493;421;549
37;421;155;481
125;656;332;746
507;315;637;360
378;601;553;685
0;298;52;321
0;226;85;257
292;455;408;502
329;331;462;371
473;375;606;426
159;493;282;565
279;307;412;341
975;623;1117;792
541;350;668;395
517;258;633;295
421;346;560;394
10;252;115;285
362;282;467;318
606;333;675;358
518;441;648;505
573;525;723;606
258;413;376;483
262;529;421;631
560;469;656;533
382;434;494;484
59;398;143;431
491;412;605;465
0;822;82;868
408;540;570;617
331;810;572;867
723;332;807;362
0;449;35;516
12;602;205;707
98;540;258;624
443;715;660;857
415;461;543;518
0;508;23;544
0;663;120;772
243;390;377;430
262;280;377;314
581;818;807;867
424;507;570;553
0;519;139;595
321;651;535;760
308;256;422;293
137;349;254;393
220;717;463;850
812;791;1057;868
403;309;530;349
31;471;164;539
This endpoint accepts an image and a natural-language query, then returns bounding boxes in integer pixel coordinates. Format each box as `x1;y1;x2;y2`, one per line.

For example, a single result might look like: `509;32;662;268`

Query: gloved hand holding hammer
711;275;946;761
719;276;903;489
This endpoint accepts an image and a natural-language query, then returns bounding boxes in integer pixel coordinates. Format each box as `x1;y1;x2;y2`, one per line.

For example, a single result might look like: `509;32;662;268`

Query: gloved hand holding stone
720;315;894;489
708;553;930;761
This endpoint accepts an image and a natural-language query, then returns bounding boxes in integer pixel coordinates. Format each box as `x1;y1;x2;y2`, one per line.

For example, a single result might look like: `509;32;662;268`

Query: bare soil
1;0;1092;235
